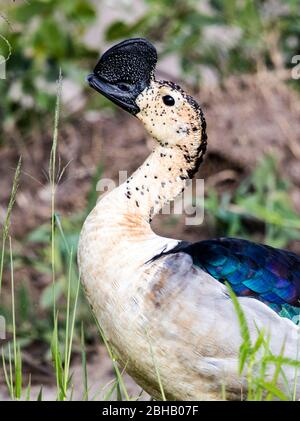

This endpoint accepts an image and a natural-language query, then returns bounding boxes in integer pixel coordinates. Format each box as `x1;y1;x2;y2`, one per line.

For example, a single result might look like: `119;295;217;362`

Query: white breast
78;202;300;400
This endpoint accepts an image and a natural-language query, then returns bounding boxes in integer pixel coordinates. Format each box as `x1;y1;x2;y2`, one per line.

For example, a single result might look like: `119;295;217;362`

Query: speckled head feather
87;38;157;114
88;38;207;177
96;38;157;85
135;79;207;178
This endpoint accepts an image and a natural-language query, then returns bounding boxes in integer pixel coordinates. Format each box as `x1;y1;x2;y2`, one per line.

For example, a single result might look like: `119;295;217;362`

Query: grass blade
9;236;22;399
50;70;62;321
25;375;31;401
36;386;43;401
0;157;21;293
81;322;89;401
146;330;166;401
225;282;251;374
91;311;130;401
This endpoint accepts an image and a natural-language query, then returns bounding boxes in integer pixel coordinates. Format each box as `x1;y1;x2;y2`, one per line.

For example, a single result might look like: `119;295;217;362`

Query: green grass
0;75;132;401
227;282;300;400
0;157;21;293
1;237;23;400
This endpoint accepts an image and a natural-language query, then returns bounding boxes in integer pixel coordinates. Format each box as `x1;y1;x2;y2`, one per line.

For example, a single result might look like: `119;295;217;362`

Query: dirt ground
1;71;300;398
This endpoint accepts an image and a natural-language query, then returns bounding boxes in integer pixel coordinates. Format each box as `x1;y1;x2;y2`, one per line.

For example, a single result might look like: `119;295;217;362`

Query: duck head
88;38;207;173
87;38;157;115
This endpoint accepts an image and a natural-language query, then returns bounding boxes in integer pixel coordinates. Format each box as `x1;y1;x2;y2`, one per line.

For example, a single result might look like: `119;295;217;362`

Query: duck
78;38;300;400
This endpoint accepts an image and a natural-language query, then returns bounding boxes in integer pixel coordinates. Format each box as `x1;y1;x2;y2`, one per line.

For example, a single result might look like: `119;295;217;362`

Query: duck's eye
162;95;175;106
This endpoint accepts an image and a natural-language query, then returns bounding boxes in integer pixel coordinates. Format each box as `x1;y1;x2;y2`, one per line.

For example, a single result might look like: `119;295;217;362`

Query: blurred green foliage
0;0;97;139
0;163;103;358
106;0;300;82
0;0;299;139
205;156;300;248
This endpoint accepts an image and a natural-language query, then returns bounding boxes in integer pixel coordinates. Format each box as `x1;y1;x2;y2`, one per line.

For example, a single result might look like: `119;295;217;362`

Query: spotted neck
124;146;189;222
122;144;204;222
79;125;207;285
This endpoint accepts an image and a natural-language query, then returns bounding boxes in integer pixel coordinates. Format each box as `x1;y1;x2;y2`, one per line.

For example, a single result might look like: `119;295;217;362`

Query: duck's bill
87;73;141;115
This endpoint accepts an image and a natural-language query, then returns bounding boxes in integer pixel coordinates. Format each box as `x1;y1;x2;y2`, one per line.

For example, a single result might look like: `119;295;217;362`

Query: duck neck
91;135;206;247
122;145;193;222
81;140;206;275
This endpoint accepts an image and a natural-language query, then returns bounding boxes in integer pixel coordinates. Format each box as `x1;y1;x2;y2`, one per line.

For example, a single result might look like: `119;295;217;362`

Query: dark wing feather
156;238;300;321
